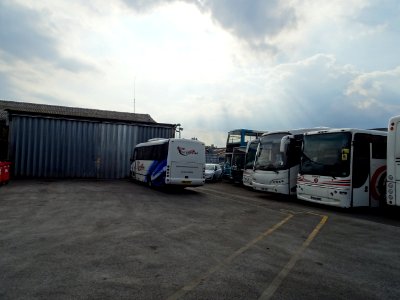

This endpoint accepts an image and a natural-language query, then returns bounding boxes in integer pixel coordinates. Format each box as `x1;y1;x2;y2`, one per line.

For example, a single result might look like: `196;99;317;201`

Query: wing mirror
280;135;291;152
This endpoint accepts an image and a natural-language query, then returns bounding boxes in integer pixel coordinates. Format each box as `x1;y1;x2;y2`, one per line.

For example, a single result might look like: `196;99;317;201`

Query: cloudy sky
1;0;399;146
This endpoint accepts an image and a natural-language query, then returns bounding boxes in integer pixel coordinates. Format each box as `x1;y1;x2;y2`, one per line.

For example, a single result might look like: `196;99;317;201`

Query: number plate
181;180;192;184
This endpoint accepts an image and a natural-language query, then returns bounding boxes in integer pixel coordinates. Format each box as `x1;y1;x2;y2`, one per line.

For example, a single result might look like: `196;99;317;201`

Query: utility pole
133;77;136;114
175;124;183;138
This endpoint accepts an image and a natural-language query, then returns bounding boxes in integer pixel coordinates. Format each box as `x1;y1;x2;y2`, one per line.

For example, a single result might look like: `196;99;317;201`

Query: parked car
205;163;223;182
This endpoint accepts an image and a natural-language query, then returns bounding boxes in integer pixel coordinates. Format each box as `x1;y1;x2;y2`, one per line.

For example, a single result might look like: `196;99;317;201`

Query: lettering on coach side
137;162;145;171
177;146;198;156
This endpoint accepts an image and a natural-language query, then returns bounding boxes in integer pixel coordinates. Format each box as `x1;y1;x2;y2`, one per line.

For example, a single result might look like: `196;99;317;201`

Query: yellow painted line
305;210;330;218
279;209;309;215
166;214;294;300
197;188;286;213
258;214;329;300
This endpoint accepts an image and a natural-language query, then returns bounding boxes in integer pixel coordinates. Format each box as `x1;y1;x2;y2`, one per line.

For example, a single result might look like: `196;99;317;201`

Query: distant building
205;145;225;164
0;99;176;178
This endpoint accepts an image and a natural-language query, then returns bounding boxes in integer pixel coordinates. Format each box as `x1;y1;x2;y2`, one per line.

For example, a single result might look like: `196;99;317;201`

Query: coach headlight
388;175;394;181
388;183;394;189
388;195;394;200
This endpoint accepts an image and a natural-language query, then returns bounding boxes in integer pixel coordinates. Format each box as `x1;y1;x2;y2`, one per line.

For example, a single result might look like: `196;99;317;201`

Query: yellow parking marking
196;188;284;212
166;214;294;300
259;215;328;300
279;209;309;215
181;187;330;299
305;210;329;217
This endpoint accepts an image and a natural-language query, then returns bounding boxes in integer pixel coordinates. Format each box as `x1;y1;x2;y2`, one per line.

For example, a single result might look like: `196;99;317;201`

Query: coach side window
372;136;387;159
353;133;370;189
131;149;137;162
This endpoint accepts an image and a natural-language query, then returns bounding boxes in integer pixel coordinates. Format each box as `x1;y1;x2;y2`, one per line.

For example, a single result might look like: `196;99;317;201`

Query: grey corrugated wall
9;114;174;178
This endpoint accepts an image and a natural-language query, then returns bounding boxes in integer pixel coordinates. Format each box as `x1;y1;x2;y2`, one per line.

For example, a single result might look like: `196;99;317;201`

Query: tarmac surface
1;179;400;299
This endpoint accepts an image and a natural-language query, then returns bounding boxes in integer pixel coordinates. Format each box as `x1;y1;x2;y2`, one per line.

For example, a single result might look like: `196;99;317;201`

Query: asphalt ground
1;179;400;299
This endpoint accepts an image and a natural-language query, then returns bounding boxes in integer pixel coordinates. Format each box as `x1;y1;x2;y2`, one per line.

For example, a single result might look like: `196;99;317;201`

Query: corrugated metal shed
1;100;176;179
0;110;7;121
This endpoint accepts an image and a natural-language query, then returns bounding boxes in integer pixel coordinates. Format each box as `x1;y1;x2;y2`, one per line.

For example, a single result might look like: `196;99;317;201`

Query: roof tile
0;99;157;123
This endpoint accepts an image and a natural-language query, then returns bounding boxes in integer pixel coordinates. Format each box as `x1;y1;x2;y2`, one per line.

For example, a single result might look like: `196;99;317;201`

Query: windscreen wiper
300;153;325;175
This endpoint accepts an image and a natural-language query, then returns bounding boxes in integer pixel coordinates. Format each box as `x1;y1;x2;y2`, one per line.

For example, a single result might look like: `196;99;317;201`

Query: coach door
370;135;387;207
352;133;371;207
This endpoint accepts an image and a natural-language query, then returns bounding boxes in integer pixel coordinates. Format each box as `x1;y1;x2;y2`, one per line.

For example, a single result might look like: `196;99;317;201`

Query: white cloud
346;67;400;112
179;53;398;145
1;0;400;147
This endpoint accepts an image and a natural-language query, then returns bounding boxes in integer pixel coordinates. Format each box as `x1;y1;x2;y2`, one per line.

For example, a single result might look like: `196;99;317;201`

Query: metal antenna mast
133;77;136;114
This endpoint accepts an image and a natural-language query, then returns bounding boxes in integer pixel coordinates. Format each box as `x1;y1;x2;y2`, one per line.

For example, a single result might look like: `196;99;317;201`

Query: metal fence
8;114;174;178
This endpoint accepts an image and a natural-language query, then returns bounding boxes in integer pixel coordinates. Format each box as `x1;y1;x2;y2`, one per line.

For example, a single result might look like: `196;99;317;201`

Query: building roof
0;99;157;124
0;109;7;121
